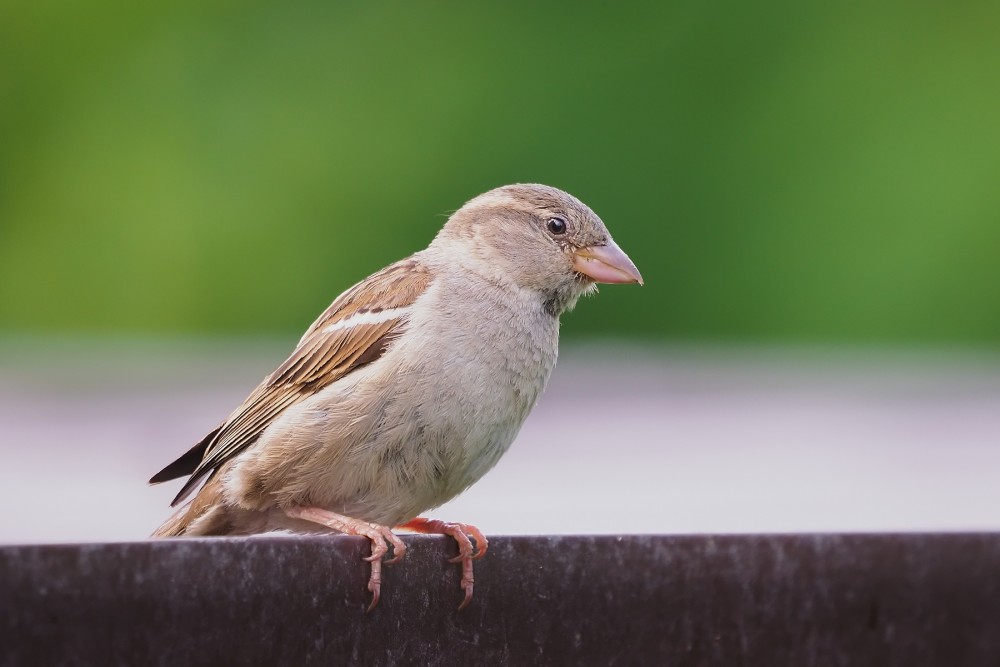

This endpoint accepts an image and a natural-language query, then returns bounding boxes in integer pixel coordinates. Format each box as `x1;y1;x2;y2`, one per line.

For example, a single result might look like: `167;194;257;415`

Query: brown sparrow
150;184;642;610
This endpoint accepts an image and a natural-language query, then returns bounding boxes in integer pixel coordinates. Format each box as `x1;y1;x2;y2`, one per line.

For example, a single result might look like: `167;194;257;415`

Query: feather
148;425;222;484
151;258;434;506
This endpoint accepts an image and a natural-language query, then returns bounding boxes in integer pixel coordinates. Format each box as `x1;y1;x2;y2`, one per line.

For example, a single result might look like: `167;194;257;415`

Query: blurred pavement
1;341;998;543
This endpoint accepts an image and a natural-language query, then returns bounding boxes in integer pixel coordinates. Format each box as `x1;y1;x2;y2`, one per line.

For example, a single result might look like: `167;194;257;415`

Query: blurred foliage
1;1;998;344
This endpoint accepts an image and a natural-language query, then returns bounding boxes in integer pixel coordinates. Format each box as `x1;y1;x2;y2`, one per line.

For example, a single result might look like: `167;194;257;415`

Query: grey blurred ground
1;340;998;543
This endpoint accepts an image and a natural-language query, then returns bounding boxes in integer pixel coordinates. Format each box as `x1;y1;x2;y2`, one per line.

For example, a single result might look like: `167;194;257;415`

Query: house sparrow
149;183;642;610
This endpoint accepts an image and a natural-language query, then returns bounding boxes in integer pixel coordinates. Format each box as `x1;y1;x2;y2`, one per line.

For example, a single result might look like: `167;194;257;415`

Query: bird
149;183;643;611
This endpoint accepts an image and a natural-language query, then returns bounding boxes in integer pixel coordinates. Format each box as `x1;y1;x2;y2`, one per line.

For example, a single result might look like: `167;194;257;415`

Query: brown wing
154;257;433;506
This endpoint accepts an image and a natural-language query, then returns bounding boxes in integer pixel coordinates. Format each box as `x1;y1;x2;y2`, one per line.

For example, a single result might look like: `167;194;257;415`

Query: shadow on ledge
2;534;999;666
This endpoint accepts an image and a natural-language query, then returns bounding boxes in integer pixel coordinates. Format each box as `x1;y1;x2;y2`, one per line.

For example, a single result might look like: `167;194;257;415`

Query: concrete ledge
2;534;999;665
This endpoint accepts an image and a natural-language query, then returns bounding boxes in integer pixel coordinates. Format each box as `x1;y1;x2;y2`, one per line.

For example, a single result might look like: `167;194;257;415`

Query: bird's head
434;184;642;315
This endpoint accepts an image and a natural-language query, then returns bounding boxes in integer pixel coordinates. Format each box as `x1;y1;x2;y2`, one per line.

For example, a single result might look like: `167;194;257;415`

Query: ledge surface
2;533;1000;666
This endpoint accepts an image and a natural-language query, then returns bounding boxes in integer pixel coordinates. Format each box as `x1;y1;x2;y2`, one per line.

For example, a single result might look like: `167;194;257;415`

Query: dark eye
546;217;567;235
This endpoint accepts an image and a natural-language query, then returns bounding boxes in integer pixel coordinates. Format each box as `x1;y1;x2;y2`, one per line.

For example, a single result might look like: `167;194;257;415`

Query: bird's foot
397;517;488;610
285;506;406;612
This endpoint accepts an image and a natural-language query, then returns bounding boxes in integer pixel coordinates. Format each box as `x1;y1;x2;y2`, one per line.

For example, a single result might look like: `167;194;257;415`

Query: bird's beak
572;239;644;285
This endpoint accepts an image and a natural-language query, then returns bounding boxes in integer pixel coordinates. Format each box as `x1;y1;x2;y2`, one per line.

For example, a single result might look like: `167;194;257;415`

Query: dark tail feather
169;469;214;507
149;425;222;485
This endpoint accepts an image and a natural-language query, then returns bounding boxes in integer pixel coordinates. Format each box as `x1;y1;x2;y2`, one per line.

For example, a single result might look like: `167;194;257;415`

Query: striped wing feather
155;258;433;506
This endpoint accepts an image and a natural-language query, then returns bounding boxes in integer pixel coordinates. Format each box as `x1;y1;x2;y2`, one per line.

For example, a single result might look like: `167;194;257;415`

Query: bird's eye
546;217;567;235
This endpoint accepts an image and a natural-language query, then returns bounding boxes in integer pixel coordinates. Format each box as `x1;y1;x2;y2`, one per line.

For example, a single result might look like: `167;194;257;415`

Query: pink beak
572;239;644;285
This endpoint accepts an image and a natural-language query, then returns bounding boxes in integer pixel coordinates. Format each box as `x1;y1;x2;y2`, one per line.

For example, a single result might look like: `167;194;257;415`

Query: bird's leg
284;506;406;612
396;518;488;610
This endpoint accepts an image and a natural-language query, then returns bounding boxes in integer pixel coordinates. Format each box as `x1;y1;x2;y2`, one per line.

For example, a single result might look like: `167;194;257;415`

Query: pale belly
227;305;559;527
336;342;552;525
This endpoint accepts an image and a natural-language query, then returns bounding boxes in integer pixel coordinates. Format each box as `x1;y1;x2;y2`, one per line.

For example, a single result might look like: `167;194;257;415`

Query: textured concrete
2;534;1000;666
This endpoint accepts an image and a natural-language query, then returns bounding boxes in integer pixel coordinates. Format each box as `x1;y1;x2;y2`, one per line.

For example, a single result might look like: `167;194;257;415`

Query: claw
285;506;405;611
467;526;489;560
366;560;382;613
396;517;488;611
363;530;387;562
457;585;473;611
382;528;407;565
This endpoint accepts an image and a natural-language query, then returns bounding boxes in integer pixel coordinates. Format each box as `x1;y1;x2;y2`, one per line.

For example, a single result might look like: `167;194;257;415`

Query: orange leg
397;518;488;610
285;506;406;612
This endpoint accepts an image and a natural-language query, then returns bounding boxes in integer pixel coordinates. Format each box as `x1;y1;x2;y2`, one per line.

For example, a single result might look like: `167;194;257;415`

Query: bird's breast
372;278;560;513
243;276;562;526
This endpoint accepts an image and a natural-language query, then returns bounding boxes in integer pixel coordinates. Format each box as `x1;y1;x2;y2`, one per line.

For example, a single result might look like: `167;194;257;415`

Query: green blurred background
2;1;999;345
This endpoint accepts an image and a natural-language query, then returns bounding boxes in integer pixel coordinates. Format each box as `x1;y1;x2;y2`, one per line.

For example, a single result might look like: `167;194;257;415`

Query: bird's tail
152;504;196;537
151;477;234;537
